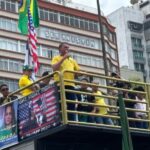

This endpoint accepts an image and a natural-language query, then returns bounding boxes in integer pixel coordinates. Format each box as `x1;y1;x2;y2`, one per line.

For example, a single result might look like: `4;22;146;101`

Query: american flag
26;6;39;73
18;100;31;130
32;88;58;124
18;86;60;139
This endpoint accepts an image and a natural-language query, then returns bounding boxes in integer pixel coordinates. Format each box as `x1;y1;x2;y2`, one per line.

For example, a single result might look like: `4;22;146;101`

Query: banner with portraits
0;101;18;149
18;84;60;141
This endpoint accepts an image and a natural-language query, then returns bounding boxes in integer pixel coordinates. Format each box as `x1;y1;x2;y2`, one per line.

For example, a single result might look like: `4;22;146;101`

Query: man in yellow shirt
19;65;36;96
51;42;80;121
91;81;113;125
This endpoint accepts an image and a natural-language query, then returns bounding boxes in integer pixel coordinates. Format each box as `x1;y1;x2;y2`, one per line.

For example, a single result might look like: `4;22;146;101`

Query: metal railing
4;70;149;132
58;70;150;132
2;70;150;149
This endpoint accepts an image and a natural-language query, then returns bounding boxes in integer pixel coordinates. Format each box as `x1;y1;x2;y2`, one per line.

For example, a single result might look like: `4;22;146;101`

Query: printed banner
18;84;60;140
0;101;18;149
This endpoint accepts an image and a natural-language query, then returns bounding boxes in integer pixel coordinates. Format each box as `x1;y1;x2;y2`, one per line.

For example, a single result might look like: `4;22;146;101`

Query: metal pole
96;0;108;78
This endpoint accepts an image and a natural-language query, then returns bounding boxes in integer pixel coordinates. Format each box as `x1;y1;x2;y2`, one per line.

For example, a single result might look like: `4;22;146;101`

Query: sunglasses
1;88;9;91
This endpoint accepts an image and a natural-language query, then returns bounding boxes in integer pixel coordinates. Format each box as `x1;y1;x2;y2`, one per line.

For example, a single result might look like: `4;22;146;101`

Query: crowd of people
0;42;148;129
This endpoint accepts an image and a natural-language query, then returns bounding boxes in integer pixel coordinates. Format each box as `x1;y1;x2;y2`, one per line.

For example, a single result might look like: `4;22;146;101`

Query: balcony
133;57;146;64
132;44;144;51
1;71;150;150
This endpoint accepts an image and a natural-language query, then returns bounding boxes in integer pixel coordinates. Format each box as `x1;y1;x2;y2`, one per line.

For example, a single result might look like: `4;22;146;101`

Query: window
80;19;84;29
131;37;142;48
20;42;26;53
0;17;18;32
85;20;89;30
133;50;144;59
0;58;23;73
89;21;94;31
74;17;79;28
134;63;145;72
37;65;52;76
70;17;74;26
39;9;44;19
94;22;99;32
0;0;16;12
53;12;58;22
65;15;70;25
60;14;65;24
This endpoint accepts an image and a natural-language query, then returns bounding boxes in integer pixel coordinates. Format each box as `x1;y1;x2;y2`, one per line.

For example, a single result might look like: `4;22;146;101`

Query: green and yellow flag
18;0;39;34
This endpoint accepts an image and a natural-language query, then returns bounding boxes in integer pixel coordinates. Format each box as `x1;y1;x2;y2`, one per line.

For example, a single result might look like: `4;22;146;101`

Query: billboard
18;84;60;140
0;101;18;149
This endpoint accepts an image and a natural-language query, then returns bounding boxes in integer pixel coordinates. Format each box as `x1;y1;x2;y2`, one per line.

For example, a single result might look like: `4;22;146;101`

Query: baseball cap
23;65;33;71
80;77;89;82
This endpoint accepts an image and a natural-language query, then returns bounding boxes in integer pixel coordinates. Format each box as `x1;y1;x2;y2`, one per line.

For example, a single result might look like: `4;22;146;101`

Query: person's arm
52;53;70;71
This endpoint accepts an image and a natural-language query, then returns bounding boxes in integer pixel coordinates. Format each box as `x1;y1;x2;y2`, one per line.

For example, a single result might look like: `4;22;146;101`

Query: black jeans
65;86;76;121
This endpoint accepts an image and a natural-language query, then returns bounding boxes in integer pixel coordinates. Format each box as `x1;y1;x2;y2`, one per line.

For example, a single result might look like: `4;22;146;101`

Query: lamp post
96;0;108;77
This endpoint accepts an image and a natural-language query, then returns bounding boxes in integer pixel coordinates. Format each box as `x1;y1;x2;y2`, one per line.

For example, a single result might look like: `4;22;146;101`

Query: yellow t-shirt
19;75;33;96
51;55;80;86
94;91;108;115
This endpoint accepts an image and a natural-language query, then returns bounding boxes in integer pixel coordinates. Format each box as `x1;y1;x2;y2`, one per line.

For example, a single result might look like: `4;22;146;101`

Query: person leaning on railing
0;84;18;105
133;86;148;129
39;71;52;88
76;77;95;122
51;42;80;121
89;81;113;125
19;65;39;96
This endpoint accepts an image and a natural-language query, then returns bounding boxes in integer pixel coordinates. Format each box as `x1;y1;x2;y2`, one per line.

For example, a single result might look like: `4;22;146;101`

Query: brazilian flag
18;0;39;34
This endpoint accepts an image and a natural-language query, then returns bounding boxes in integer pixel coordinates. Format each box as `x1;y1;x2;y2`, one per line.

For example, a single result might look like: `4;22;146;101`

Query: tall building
0;0;119;91
108;0;150;81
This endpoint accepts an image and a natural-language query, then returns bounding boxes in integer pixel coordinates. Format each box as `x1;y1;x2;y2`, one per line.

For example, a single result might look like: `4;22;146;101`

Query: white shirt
134;96;146;117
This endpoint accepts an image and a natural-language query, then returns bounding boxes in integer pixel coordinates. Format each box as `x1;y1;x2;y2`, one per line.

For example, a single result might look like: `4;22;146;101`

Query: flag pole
96;0;109;79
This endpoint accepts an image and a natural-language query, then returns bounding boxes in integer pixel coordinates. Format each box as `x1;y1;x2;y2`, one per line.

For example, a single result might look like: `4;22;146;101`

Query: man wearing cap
19;65;36;96
51;42;80;121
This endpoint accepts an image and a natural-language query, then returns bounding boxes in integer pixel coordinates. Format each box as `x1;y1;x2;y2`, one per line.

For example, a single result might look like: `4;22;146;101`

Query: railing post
118;92;133;150
145;84;150;130
59;71;68;125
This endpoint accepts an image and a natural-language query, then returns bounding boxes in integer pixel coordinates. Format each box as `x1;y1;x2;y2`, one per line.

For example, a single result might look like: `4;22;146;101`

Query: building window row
133;50;144;59
39;8;116;44
0;17;102;50
0;17;18;32
71;53;103;68
0;37;104;68
0;78;18;92
0;58;23;73
0;58;52;77
0;16;117;54
38;26;101;49
131;37;143;48
134;63;145;72
0;0;16;12
0;1;116;44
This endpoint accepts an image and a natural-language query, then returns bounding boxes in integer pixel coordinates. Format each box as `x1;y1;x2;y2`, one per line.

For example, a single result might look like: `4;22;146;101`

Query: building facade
108;0;150;82
0;0;119;91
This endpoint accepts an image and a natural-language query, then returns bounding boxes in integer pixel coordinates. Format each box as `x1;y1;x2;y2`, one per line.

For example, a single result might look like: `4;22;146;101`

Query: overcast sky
72;0;131;15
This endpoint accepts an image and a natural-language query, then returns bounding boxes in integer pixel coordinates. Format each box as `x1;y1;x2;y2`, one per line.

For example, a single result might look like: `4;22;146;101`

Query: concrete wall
9;141;35;150
120;66;144;81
